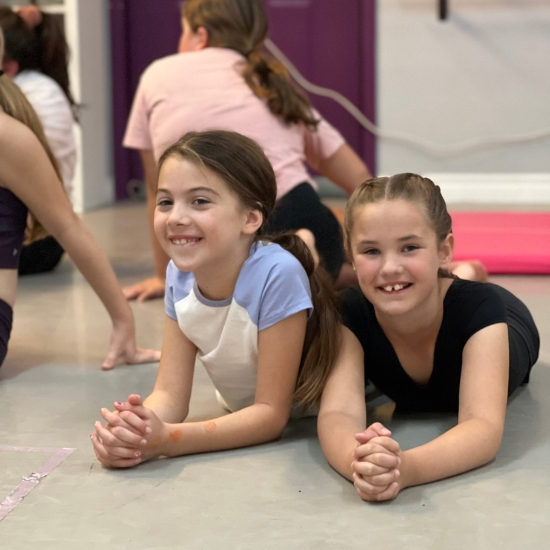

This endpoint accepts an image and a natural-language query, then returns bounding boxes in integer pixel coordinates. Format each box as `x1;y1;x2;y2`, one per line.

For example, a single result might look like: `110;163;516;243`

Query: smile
170;237;201;245
379;283;411;293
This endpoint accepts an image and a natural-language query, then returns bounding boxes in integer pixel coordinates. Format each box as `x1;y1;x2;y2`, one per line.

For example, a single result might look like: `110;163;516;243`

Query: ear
439;233;454;271
2;59;19;78
194;26;209;50
242;208;263;236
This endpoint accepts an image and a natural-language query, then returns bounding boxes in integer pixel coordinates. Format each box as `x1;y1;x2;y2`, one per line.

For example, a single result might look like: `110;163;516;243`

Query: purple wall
109;0;376;199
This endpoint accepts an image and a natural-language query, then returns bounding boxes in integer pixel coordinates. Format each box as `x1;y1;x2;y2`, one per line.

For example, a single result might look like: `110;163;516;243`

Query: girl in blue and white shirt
91;130;341;467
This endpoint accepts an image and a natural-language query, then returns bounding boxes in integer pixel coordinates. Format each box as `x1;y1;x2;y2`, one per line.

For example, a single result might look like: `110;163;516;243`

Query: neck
193;239;255;301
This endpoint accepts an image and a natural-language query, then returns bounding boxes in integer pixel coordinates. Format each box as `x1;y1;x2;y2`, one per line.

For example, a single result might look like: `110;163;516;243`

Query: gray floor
1;202;549;549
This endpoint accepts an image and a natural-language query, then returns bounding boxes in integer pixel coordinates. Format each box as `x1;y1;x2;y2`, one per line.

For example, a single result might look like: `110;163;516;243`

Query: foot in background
450;260;489;282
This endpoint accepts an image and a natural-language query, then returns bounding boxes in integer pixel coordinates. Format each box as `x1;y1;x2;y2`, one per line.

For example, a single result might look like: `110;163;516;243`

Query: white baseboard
426;173;550;205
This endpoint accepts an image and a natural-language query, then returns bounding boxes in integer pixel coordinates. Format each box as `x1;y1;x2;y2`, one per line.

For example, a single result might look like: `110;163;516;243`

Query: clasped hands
352;422;402;502
91;394;167;468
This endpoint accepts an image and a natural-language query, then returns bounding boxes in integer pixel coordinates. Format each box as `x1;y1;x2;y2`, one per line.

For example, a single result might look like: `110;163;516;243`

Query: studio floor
1;202;549;549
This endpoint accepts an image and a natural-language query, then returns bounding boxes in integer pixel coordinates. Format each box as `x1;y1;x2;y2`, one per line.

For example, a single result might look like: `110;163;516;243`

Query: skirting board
426;173;550;205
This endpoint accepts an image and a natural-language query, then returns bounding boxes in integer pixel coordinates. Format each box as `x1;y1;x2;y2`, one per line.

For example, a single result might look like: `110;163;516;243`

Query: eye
363;248;380;256
192;197;211;206
156;198;173;208
403;244;419;253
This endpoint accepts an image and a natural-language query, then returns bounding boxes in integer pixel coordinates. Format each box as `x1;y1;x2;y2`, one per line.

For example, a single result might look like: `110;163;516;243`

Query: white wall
376;0;550;203
65;0;114;212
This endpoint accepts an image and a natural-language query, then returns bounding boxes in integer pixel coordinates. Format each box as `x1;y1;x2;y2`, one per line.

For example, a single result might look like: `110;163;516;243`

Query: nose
167;203;192;226
380;252;403;276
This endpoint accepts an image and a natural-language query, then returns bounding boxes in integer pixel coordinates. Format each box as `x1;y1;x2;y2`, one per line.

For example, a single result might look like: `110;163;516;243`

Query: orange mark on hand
169;430;183;442
151;436;163;448
204;421;217;433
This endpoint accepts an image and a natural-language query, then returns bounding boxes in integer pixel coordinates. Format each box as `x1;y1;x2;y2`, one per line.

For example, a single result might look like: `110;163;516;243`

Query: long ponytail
268;233;341;407
183;0;319;128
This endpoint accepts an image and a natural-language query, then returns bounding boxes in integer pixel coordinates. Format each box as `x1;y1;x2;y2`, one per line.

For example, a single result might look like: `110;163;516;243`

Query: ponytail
267;233;341;407
35;13;77;118
243;50;319;129
183;0;319;129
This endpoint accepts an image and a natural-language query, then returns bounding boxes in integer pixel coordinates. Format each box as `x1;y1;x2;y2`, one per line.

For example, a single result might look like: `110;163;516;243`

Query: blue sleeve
256;247;313;332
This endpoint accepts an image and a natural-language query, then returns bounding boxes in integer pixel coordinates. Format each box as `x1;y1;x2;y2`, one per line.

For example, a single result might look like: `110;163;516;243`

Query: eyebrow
357;234;424;245
156;186;221;196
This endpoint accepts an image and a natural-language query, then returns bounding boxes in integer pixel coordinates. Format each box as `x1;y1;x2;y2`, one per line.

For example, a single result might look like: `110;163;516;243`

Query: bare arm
317;144;372;197
122;149;170;301
0;114;159;368
318;326;367;480
160;310;307;456
398;323;509;489
143;316;197;422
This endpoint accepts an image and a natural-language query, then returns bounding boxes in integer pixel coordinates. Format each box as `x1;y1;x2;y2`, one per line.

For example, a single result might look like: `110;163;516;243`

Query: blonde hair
344;173;454;278
0;70;64;242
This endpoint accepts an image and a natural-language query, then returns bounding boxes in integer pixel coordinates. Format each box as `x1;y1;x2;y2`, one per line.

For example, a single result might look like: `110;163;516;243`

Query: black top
340;278;539;413
0;186;28;269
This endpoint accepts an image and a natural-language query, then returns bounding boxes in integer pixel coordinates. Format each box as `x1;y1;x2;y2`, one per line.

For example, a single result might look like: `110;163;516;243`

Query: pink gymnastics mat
451;212;550;274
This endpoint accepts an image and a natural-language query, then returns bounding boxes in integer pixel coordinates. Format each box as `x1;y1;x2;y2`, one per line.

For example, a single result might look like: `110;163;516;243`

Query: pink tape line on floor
0;446;76;522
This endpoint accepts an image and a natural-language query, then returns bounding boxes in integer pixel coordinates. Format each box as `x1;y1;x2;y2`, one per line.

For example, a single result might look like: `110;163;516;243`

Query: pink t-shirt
123;48;345;200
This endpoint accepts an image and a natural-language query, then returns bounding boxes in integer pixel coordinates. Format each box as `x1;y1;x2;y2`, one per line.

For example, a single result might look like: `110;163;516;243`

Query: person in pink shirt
122;0;372;301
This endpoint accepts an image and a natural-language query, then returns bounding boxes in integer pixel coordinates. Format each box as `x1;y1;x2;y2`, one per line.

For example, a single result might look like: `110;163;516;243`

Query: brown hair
0;5;78;119
344;173;454;278
0;72;64;242
182;0;318;128
159;130;341;406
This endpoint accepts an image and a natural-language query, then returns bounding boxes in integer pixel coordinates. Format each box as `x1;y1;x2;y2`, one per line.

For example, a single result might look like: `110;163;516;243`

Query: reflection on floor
1;202;549;549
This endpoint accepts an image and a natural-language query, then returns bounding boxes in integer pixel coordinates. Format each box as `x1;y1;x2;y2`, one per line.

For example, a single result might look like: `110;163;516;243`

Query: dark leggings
18;236;64;275
0;298;13;367
265;183;344;281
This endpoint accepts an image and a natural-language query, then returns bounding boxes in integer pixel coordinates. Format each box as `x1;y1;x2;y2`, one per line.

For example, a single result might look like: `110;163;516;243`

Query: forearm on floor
400;418;504;489
160;403;289;457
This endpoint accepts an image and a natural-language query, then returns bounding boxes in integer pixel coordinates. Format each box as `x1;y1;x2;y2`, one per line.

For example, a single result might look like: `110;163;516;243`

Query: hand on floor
123;276;166;302
352;426;402;502
101;321;161;370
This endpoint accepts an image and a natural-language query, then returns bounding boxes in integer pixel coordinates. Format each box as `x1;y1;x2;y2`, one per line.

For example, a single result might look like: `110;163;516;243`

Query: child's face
349;199;453;319
154;157;260;276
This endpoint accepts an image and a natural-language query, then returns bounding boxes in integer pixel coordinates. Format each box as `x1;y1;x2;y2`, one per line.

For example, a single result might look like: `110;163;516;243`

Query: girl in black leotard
317;173;539;502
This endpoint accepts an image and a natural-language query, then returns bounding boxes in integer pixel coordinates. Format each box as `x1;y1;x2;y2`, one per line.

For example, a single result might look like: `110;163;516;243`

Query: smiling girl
91;130;340;467
317;173;539;502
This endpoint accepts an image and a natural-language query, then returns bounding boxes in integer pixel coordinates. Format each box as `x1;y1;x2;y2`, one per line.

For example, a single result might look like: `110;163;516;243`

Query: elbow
257;404;290;442
479;420;505;464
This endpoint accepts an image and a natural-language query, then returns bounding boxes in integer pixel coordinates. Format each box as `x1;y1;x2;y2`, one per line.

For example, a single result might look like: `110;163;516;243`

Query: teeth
383;284;406;292
172;238;200;245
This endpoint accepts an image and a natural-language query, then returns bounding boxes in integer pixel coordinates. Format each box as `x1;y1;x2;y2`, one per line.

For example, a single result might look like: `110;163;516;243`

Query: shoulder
444;278;508;336
445;278;505;311
242;241;308;280
236;242;312;330
0;112;42;190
